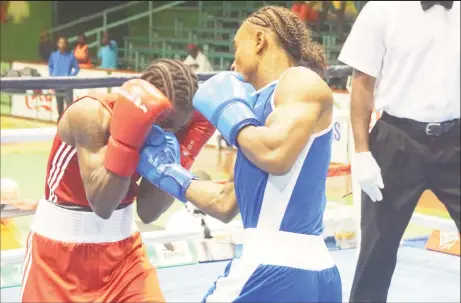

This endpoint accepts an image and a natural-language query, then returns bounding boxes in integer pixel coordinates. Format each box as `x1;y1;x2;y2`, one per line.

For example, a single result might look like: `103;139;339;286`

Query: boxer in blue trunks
137;5;342;303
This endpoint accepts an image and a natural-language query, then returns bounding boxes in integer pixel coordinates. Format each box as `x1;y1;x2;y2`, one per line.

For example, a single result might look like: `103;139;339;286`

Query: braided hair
246;6;327;74
140;59;198;129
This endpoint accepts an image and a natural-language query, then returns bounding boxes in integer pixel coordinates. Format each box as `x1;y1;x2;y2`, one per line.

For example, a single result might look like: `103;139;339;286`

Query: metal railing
66;1;187;53
48;1;145;37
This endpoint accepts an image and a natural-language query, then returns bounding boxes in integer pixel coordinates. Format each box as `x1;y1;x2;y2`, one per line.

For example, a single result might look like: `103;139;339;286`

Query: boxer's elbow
137;181;176;224
215;197;239;224
136;203;166;224
84;170;131;220
265;161;292;176
87;193;115;220
260;150;293;176
211;207;234;224
84;184;118;220
92;205;113;220
243;139;293;175
219;211;235;224
138;214;156;224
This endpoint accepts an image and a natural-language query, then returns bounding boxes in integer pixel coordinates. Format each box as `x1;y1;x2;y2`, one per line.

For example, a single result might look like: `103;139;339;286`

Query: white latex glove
353;152;385;202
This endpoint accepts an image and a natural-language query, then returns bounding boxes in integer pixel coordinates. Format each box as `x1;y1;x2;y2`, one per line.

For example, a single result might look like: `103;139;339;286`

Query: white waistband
240;228;335;271
31;198;137;243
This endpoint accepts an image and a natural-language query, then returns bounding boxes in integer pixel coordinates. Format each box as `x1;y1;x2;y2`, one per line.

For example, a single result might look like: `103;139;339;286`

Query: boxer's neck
252;51;295;90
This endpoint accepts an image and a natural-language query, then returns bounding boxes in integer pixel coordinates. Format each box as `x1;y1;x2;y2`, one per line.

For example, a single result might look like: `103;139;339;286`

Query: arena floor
1;116;460;302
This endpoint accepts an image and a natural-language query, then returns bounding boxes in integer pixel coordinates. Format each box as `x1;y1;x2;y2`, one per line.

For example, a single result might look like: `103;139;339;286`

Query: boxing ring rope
0;67;352;90
0;73;214;91
1;66;457;277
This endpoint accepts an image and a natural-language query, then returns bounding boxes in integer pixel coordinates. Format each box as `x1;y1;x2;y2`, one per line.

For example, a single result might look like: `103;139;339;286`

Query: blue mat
2;247;459;302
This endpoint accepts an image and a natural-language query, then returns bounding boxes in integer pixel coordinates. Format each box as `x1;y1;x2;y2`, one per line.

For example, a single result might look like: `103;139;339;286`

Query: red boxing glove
176;111;216;170
104;79;172;177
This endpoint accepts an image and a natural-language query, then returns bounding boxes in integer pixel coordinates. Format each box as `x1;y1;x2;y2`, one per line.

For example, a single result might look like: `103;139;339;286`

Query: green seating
182;27;236;42
199;39;232;48
125;36;192;44
206;51;234;60
125;44;233;71
153;37;194;44
213;16;243;25
125;35;232;54
126;46;188;59
186;27;236;35
123;0;347;72
152;26;178;33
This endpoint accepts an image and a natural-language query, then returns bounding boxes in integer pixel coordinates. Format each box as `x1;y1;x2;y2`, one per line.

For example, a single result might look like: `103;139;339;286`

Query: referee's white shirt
339;1;460;123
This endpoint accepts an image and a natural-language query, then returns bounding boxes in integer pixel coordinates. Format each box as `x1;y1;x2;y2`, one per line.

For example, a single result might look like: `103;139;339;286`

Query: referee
339;1;460;302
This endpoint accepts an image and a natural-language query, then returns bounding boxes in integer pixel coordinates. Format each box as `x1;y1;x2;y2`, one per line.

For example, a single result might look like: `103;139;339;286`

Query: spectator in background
292;1;319;24
183;44;213;73
317;1;358;41
331;1;358;40
38;31;53;63
98;31;118;70
73;33;93;69
333;0;358;20
48;36;79;118
0;1;8;24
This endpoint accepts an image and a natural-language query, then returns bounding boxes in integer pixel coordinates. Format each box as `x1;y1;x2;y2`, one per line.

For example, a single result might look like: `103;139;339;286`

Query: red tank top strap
76;94;115;114
101;98;116;113
89;95;115;114
58;95;115;123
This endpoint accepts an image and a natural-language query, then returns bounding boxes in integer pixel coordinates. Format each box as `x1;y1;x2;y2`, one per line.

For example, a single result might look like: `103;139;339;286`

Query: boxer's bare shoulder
236;67;334;175
58;96;111;149
273;66;333;133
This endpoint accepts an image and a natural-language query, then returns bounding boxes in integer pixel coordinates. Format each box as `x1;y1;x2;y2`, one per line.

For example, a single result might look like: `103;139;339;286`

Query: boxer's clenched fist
136;126;194;202
104;79;173;177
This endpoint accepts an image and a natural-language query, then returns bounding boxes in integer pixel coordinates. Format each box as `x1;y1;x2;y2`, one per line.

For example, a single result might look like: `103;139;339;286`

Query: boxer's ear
255;30;267;55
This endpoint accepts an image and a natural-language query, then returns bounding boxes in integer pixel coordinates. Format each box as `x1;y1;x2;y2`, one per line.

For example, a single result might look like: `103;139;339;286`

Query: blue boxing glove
193;72;260;146
136;125;193;202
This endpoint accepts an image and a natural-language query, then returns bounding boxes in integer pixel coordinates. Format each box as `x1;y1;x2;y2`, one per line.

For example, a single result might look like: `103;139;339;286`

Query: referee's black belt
381;112;460;136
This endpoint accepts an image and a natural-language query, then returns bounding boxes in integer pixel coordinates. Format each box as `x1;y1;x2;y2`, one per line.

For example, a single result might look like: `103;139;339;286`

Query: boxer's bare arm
185;174;238;223
236;67;333;175
58;98;131;219
350;69;376;152
136;179;175;224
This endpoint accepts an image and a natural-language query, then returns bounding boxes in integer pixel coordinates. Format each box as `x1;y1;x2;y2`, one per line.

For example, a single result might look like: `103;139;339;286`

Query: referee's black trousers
350;112;460;303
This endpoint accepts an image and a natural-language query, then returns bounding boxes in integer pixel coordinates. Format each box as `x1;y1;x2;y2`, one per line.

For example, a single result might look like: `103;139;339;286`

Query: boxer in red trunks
20;59;215;303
